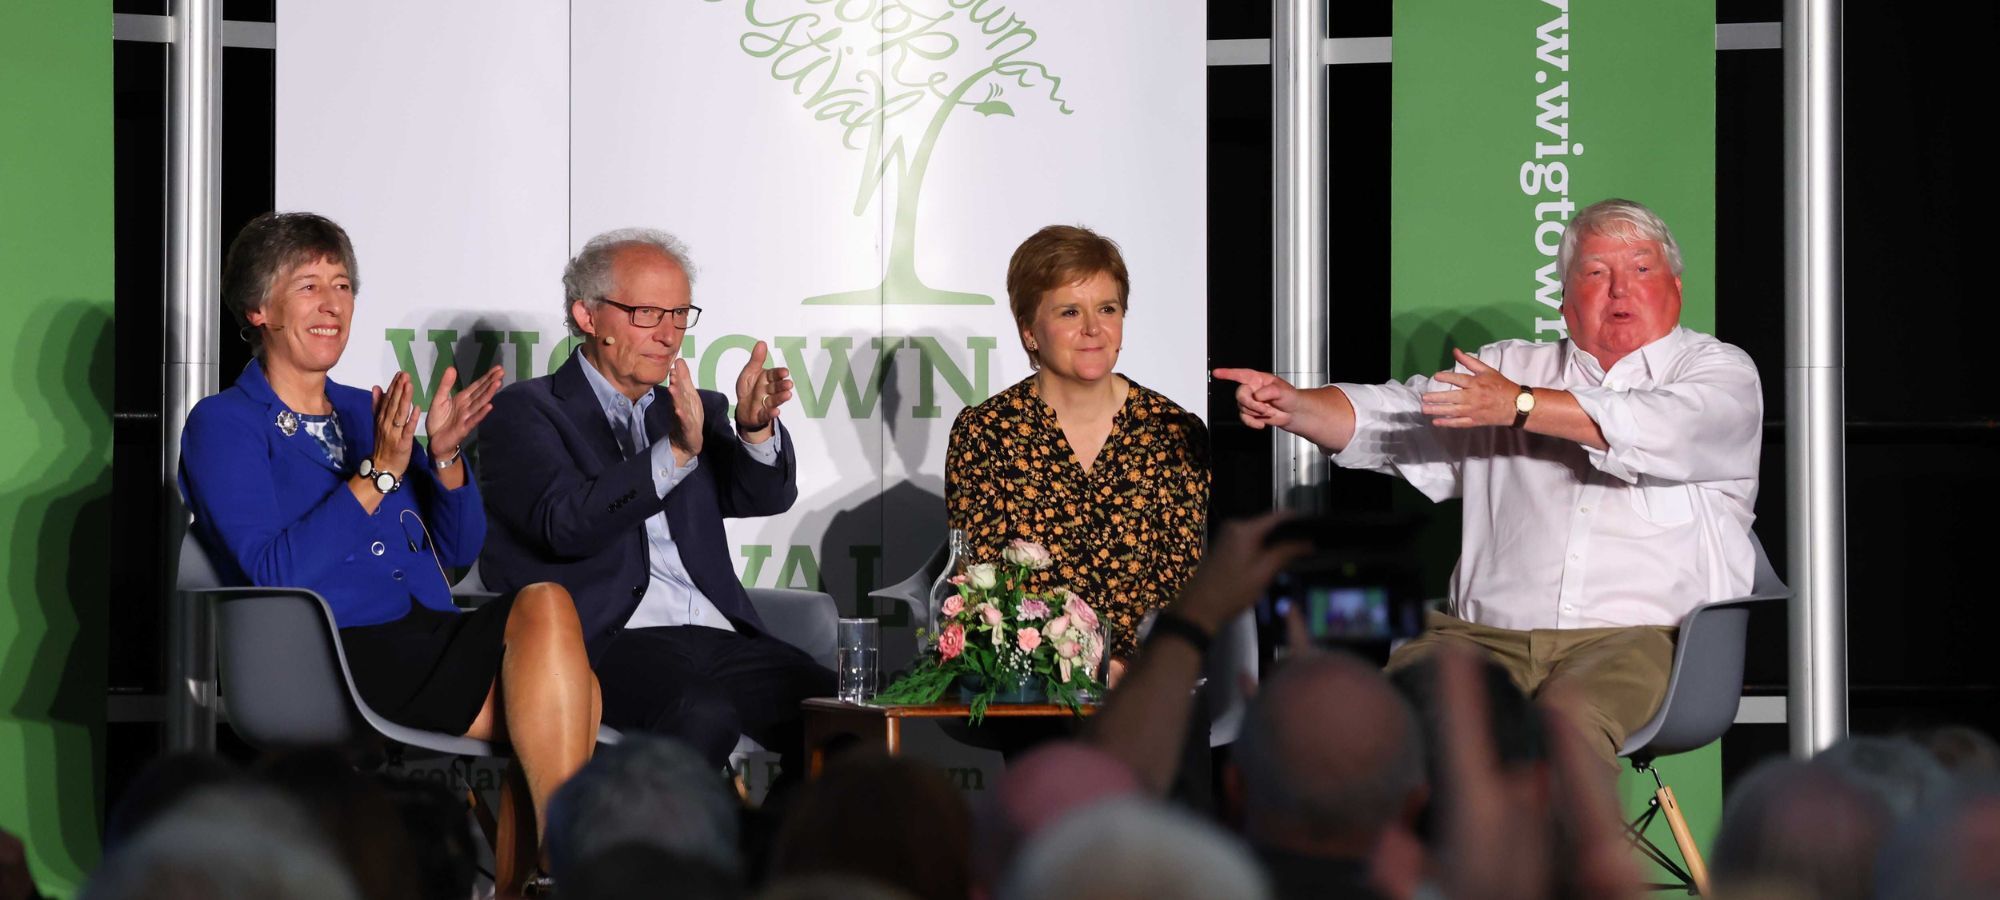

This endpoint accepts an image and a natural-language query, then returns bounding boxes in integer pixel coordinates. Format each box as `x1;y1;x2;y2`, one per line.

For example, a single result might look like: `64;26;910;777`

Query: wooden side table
800;698;1096;776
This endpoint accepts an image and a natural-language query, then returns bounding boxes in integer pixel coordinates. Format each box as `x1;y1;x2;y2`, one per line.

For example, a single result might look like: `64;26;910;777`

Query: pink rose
981;604;1004;626
1002;540;1054;571
1056;640;1079;659
949;574;968;585
940;596;964;618
1066;595;1101;633
1017;627;1042;652
1018;599;1050;621
1046;616;1070;639
938;623;966;661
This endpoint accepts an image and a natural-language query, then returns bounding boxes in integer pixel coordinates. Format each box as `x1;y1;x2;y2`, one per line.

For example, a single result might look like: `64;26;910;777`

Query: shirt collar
575;349;653;423
1564;326;1687;386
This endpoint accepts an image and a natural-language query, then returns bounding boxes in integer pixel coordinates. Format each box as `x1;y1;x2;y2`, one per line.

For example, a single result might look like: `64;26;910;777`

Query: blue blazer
180;359;485;627
475;352;797;657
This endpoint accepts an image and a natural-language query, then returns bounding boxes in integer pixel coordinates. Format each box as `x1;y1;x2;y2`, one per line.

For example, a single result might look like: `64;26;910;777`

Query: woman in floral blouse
946;225;1211;674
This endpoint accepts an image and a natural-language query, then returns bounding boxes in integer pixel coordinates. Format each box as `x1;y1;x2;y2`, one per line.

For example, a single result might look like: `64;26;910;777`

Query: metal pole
1271;0;1329;513
1783;0;1847;755
165;0;223;752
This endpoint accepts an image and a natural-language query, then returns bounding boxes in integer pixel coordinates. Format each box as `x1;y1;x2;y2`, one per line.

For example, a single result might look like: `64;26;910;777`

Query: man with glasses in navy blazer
477;228;833;773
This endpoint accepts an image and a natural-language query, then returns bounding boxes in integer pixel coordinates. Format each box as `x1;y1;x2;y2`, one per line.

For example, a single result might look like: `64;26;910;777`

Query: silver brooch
275;409;299;436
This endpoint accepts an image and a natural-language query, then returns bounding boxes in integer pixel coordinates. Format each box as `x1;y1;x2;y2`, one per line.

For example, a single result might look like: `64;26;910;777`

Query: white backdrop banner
277;0;1206;657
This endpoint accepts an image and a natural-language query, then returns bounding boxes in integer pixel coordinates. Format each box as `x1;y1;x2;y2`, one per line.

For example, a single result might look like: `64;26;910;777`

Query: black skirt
339;593;514;736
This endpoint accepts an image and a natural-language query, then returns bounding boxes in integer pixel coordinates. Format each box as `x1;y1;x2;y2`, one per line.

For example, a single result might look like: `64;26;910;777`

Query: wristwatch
1512;385;1537;428
357;457;402;494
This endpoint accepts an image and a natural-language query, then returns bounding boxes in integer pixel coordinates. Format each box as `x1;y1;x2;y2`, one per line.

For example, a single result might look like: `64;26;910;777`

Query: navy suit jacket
179;360;484;627
475;353;797;657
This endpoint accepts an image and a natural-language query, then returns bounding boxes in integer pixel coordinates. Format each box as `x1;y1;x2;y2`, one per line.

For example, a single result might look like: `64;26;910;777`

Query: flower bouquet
875;540;1106;721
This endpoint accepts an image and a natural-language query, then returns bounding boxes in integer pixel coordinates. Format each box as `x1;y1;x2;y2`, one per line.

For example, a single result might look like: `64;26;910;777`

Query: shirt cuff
648;438;700;498
740;427;783;466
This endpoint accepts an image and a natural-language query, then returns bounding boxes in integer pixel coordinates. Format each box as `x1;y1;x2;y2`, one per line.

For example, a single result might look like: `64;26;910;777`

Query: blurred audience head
258;748;422;900
1232;650;1426;856
559;841;744;900
768;752;970;900
83;785;360;900
547;735;742;883
1001;798;1268;900
1815;735;1953;820
1390;653;1542;843
1918;725;2000;778
1874;780;2000;900
379;774;479;900
754;873;919;900
974;740;1142;888
102;751;242;856
1710;758;1892;900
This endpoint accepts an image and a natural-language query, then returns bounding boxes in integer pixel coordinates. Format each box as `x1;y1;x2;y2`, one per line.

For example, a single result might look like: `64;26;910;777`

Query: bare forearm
1085;636;1205;795
1286;384;1359;453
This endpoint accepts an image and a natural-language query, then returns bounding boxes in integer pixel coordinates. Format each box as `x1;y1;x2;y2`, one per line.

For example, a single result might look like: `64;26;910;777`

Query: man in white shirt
1216;198;1762;764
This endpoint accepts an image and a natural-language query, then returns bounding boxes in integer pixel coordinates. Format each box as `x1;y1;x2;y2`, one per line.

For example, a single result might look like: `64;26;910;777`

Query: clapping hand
667;357;705;463
1421;349;1520;428
734;340;793;440
370;371;418;475
423;364;504;462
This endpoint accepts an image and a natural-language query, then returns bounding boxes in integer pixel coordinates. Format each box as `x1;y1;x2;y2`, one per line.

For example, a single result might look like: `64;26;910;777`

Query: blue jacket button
370;541;386;556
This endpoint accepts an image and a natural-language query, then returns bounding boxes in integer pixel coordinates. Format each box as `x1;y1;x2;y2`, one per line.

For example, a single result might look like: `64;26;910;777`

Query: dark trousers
595;625;835;773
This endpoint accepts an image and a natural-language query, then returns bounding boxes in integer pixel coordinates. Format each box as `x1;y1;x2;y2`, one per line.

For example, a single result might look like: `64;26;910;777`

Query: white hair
81;786;360;900
1557;198;1686;291
1000;798;1269;900
561;227;697;336
545;735;741;881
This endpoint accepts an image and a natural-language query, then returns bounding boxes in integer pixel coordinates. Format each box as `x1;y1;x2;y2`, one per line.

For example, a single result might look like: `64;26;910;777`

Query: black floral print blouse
946;375;1211;660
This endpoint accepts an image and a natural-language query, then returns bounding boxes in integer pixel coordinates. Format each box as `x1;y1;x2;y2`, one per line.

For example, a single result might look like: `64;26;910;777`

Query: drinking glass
836;617;880;704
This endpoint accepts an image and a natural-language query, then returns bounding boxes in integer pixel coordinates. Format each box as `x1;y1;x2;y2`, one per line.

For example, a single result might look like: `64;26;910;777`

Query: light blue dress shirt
576;353;783;631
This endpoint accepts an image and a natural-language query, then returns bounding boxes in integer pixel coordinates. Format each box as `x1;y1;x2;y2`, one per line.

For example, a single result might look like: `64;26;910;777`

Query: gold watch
1512;385;1536;428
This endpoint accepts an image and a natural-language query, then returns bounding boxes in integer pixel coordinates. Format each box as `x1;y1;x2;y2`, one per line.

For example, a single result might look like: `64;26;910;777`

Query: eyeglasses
598;298;702;329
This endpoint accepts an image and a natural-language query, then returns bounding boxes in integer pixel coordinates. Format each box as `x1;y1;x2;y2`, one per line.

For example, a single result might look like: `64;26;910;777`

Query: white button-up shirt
1331;327;1762;630
576;353;782;632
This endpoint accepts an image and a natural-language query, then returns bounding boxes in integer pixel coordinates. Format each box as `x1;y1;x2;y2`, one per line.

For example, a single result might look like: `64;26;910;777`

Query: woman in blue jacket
179;212;600;847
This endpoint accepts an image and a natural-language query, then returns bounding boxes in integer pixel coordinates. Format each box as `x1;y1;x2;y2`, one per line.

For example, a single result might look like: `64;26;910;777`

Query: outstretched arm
1213;367;1360;453
1086;513;1310;794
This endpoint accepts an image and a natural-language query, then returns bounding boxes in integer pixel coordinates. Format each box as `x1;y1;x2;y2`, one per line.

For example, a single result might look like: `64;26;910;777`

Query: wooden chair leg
1656;783;1710;896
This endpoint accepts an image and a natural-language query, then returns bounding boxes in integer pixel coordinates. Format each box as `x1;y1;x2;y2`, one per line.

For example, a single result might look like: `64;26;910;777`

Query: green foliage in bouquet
874;540;1106;722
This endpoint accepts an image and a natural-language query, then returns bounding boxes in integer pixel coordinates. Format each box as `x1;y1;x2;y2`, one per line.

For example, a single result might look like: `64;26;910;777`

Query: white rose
965;563;998;591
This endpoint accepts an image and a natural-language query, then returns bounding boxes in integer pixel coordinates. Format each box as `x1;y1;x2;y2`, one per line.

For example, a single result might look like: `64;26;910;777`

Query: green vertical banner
1392;0;1719;875
0;1;113;896
1391;0;1714;377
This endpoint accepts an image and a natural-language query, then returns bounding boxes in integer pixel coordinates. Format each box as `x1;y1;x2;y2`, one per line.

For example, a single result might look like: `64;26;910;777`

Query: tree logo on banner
709;0;1074;305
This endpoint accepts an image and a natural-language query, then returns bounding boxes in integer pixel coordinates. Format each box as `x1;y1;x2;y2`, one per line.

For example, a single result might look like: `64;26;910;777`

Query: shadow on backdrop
1;300;113;882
